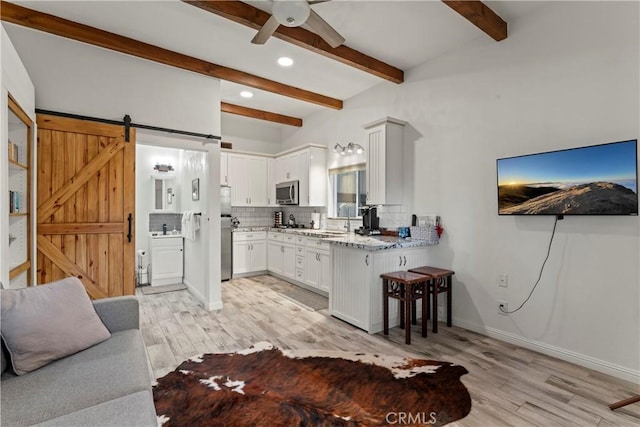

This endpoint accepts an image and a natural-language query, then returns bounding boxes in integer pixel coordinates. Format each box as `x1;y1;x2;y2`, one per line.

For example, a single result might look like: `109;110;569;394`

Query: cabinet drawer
296;246;305;255
234;231;267;241
283;234;296;244
296;268;305;282
296;255;305;267
150;236;183;248
305;237;330;250
268;231;283;242
295;236;305;245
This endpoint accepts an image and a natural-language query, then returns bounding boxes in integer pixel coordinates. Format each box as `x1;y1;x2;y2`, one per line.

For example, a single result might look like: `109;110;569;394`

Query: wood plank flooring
137;275;640;426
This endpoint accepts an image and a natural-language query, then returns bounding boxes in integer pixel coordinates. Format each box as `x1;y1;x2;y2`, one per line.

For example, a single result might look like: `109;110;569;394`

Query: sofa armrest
93;296;140;333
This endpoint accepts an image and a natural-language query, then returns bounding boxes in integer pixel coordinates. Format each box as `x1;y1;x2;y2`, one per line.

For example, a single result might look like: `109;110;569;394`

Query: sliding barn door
36;114;135;298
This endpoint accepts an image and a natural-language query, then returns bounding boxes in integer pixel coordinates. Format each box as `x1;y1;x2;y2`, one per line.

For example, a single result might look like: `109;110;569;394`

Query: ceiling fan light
272;0;311;27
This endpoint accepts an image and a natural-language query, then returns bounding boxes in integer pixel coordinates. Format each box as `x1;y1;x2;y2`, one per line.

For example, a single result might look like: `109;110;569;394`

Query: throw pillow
0;277;111;375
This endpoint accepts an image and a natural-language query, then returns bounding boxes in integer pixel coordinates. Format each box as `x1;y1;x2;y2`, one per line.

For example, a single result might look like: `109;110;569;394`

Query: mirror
152;177;177;212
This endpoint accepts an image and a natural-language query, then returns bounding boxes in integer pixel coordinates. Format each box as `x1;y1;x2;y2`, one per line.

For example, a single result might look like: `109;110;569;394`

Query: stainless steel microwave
276;180;299;205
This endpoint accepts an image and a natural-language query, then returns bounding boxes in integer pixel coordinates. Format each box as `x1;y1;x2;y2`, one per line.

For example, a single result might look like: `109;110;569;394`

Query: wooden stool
381;271;431;344
408;266;455;333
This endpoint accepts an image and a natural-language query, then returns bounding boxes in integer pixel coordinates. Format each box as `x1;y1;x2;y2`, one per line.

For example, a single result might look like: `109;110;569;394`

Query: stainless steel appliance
220;186;232;281
276;180;299;205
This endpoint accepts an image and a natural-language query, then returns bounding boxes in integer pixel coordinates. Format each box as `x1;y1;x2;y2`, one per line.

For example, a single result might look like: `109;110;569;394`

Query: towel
181;210;200;240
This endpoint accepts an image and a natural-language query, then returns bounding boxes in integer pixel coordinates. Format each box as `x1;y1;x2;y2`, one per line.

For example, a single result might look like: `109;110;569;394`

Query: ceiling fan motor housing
272;0;311;27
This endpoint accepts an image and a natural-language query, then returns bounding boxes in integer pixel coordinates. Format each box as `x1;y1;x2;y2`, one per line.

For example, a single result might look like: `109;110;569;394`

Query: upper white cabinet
228;153;268;206
220;151;229;185
276;152;300;183
364;117;406;206
266;157;278;207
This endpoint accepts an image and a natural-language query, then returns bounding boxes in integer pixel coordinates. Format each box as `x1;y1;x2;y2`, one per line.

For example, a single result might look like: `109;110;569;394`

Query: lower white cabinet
330;245;429;333
150;236;184;286
267;232;295;280
304;237;331;292
233;232;267;275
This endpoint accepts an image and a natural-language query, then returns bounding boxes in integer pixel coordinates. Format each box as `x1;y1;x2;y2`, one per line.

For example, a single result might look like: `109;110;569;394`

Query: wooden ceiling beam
183;0;404;84
0;1;342;110
221;102;303;127
442;1;507;42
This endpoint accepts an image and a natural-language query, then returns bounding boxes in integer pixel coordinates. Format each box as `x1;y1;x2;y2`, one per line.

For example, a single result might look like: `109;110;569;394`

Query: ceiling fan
251;0;345;48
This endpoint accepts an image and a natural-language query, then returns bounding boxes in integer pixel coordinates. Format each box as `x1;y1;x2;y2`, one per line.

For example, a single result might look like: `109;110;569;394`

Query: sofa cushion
32;391;157;427
1;277;111;375
0;329;152;426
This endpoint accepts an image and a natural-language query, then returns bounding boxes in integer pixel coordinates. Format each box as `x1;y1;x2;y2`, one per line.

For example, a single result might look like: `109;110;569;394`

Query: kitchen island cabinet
327;235;437;333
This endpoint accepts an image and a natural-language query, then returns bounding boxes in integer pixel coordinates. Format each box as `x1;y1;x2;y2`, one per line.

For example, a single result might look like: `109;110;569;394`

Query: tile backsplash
231;206;327;228
149;213;182;232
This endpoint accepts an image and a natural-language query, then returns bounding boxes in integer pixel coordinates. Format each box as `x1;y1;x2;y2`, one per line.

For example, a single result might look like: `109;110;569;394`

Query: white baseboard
183;279;223;311
454;318;640;384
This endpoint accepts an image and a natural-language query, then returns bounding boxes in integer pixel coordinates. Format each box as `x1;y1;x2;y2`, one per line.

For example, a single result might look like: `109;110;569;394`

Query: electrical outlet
498;300;508;315
498;274;508;288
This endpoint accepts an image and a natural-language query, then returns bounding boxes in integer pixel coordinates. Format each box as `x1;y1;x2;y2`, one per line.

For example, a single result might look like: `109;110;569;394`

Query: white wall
282;2;640;381
5;25;223;310
1;25;36;287
221;113;283;154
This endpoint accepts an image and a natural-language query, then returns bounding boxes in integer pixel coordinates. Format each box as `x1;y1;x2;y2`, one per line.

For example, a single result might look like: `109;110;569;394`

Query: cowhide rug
153;342;471;426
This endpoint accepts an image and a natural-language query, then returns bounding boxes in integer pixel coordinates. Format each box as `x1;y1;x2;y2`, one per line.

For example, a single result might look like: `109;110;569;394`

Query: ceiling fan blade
306;9;345;48
308;0;332;4
251;15;280;45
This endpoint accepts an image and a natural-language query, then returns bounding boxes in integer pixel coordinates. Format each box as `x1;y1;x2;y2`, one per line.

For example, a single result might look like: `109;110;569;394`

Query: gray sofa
1;296;157;426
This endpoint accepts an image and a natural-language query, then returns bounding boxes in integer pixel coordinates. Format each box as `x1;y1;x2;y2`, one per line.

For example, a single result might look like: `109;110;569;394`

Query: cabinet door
267;158;277;206
318;251;331;293
250;240;267;271
220;152;228;185
267;241;283;275
304;248;320;289
279;153;299;182
247;156;268;206
152;244;183;280
282;243;296;279
297;150;310;206
233;241;251;274
307;147;327;207
330;247;371;330
366;125;385;205
228;154;248;206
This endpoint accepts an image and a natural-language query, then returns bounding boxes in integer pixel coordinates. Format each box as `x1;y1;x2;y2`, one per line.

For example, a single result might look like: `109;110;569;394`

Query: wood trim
8;95;32;125
9;260;30;280
442;1;507;42
221;142;233;150
37;114;124;137
221;102;303;127
184;0;404;84
1;1;343;110
37;235;108;299
122;128;136;296
38;223;125;235
37;136;125;223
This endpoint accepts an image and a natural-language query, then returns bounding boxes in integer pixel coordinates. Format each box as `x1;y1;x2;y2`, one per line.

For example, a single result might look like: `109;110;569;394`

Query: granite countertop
232;226;347;239
322;234;438;251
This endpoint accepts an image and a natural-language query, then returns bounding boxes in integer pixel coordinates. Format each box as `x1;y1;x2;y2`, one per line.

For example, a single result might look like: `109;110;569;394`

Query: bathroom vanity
149;234;184;286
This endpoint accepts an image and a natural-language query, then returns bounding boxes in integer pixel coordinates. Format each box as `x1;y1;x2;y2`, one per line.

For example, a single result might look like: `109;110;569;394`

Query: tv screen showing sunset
497;140;638;215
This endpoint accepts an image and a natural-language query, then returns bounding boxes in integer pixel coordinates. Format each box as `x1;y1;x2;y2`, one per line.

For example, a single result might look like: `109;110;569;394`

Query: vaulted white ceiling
6;1;546;130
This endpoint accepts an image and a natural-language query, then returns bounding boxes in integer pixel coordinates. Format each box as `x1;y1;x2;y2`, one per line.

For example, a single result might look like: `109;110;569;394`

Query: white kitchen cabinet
330;245;429;333
267;232;295;279
364;117;406;206
276;152;299;183
150;236;184;286
266;157;278;207
220;151;229;185
304;237;331;292
228;154;268;206
267;240;284;275
233;231;267;275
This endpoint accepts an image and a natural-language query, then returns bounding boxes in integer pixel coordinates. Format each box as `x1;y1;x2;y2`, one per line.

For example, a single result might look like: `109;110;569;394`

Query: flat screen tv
497;140;638;215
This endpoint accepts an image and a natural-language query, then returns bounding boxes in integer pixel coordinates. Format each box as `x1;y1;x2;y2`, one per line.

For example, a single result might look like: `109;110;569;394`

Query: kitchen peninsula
325;234;439;334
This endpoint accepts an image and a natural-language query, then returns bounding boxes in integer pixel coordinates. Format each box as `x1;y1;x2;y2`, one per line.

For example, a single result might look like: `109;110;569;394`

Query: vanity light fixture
333;142;364;156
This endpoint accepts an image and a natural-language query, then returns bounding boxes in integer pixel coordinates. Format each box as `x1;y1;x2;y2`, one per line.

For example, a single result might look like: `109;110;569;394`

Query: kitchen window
328;164;366;218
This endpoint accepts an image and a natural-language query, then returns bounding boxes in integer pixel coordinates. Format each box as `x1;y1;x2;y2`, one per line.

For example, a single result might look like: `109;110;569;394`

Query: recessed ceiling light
240;91;254;98
277;56;294;67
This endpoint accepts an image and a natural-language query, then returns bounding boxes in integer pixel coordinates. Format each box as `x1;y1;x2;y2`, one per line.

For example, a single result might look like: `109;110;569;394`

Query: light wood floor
137;275;640;426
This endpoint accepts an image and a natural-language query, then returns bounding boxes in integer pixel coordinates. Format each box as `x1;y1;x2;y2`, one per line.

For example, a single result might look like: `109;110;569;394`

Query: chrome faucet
339;203;351;232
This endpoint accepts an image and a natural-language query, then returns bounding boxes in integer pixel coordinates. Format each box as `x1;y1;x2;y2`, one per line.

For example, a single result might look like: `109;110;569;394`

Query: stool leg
432;280;439;334
404;290;412;345
411;298;417;325
383;279;389;336
421;284;427;338
399;283;405;330
446;275;452;327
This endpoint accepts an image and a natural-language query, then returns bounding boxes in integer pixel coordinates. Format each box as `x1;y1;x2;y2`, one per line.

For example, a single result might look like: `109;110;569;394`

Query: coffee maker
357;206;380;235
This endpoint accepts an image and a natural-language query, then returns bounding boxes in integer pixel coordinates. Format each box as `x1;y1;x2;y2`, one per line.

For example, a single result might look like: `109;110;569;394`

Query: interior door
36;114;135;298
